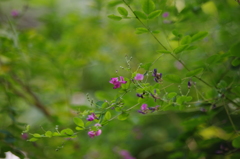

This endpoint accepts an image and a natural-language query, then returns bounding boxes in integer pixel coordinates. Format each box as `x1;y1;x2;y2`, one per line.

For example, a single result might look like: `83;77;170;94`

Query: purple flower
136;93;144;98
109;76;127;89
86;113;97;121
95;123;101;127
88;129;102;138
188;81;191;89
95;129;102;136
88;131;95;138
138;104;148;114
141;104;148;111
118;150;136;159
148;105;160;112
21;133;28;140
134;74;144;81
11;10;19;17
162;12;169;18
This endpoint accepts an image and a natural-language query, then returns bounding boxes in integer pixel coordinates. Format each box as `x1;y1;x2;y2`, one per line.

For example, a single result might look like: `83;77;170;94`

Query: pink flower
95;129;102;136
88;129;102;138
141;104;148;111
88;131;96;138
95;123;101;127
134;74;144;81
162;12;169;18
138;104;148;114
86;113;97;121
11;10;19;17
109;76;127;89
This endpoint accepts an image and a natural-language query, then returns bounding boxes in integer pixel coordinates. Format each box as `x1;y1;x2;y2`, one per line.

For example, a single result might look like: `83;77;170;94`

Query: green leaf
232;57;240;66
32;133;42;137
186;45;197;51
181;35;192;45
52;132;60;136
167;92;177;98
174;45;189;54
96;101;104;108
23;125;30;133
148;10;162;19
186;68;204;77
191;31;208;42
108;1;123;7
117;7;128;16
230;42;240;57
102;102;109;108
60;128;74;136
152;30;160;34
217;80;227;89
73;117;85;128
142;0;155;14
76;126;84;131
45;131;52;137
135;27;149;34
232;136;240;148
176;96;192;105
206;54;221;65
104;111;111;120
108;14;122;21
164;74;182;84
121;77;130;89
118;112;129;120
141;63;152;70
133;11;147;19
28;138;38;142
157;50;171;54
172;30;182;37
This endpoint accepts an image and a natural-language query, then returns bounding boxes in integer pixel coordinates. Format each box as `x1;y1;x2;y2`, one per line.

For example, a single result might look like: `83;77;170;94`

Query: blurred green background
0;0;240;158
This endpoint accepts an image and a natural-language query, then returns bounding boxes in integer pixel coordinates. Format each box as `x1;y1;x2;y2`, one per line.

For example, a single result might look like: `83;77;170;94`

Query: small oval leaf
133;11;147;19
174;45;189;54
117;7;128;16
181;35;192;45
142;0;155;14
135;27;149;34
104;111;112;120
108;14;122;21
148;10;162;19
233;136;240;148
118;112;129;120
73;117;85;128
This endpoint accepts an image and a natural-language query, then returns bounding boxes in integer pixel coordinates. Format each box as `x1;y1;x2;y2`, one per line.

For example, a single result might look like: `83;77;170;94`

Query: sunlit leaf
104;111;111;120
135;27;149;34
108;14;122;21
73;117;85;128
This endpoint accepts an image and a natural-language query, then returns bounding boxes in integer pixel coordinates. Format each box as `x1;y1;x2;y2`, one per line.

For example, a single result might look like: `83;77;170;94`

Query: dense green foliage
1;0;240;158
